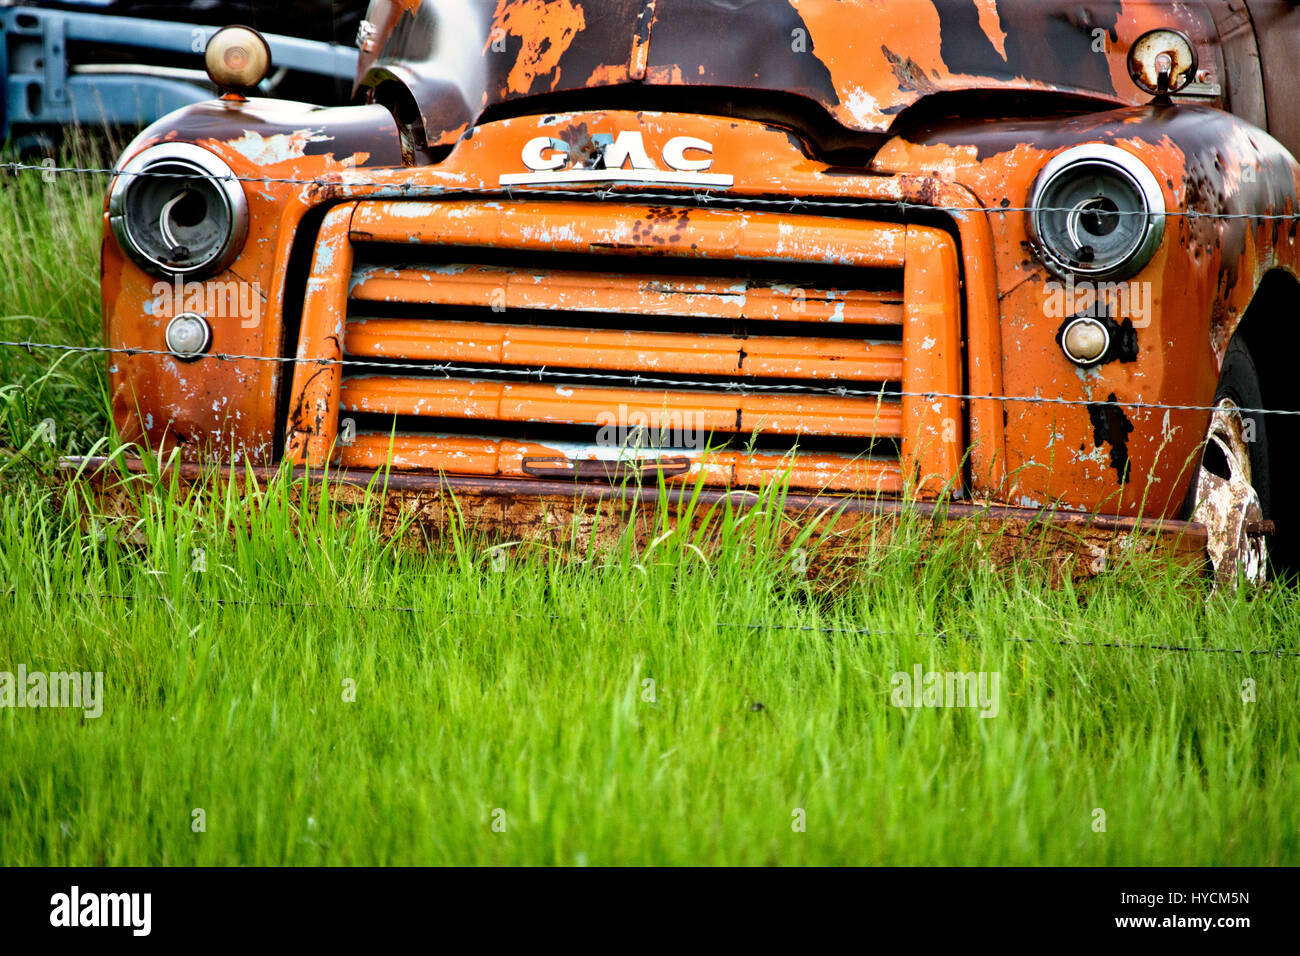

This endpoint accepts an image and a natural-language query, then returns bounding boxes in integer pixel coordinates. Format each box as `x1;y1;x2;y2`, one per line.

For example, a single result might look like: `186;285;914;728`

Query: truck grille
284;199;964;496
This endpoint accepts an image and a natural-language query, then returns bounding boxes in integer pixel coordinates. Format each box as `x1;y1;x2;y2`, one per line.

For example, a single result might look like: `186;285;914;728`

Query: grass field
1;147;1297;866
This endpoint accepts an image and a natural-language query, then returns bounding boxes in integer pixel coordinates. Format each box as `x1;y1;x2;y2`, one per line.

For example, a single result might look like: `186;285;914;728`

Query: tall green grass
0;140;112;460
0;138;1297;866
1;469;1297;865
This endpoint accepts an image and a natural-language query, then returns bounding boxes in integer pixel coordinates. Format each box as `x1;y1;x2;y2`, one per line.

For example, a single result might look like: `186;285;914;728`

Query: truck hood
359;0;1219;148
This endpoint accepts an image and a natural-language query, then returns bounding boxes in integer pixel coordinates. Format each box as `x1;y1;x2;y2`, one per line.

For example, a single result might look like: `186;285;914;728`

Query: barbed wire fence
5;159;1300;415
4;337;1300;416
2;159;1299;661
6;159;1300;222
1;587;1295;658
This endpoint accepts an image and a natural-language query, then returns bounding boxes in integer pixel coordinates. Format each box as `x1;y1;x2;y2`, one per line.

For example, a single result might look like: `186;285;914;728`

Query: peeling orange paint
489;0;586;94
973;0;1007;60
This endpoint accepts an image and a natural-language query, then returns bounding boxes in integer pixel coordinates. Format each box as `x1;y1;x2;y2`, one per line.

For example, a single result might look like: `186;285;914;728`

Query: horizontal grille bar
349;263;903;326
338;432;902;494
339;376;902;438
344;318;904;381
350;200;908;269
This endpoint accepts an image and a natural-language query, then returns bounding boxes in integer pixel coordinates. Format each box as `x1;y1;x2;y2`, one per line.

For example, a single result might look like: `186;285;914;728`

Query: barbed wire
1002;635;1299;657
3;337;1298;417
4;162;1295;661
6;161;1296;416
4;160;1299;223
730;622;1298;656
3;586;1294;657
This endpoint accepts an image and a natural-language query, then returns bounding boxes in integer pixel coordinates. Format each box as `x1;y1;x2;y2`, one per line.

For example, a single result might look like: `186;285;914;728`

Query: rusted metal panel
1207;0;1266;132
101;102;402;466
1242;1;1300;157
872;103;1300;517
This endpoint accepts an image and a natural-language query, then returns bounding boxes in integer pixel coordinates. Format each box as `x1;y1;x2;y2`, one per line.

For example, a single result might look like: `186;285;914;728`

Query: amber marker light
1127;29;1197;96
204;25;272;92
1061;317;1111;366
165;313;213;361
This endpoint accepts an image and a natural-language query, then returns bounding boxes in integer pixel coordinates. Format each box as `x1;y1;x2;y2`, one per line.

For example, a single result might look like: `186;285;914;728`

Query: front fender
101;99;404;463
874;105;1300;516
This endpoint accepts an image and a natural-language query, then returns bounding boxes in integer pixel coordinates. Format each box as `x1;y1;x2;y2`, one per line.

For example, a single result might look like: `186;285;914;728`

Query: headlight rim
1029;143;1166;283
108;142;249;279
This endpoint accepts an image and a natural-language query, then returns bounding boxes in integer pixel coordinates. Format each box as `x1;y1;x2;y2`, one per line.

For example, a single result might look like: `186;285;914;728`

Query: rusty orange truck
86;1;1300;583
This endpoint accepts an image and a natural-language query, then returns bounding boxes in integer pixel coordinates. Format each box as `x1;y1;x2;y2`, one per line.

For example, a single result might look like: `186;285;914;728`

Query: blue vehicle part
2;5;359;143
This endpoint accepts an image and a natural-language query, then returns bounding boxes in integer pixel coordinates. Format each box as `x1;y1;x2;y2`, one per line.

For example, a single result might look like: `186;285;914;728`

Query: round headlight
1029;144;1165;281
109;143;249;278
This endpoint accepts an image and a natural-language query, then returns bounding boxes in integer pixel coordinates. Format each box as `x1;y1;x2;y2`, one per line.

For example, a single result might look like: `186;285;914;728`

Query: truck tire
1186;337;1272;586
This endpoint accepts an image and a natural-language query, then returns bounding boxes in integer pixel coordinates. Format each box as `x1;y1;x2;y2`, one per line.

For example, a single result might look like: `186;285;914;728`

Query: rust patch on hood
361;0;1219;148
489;0;588;95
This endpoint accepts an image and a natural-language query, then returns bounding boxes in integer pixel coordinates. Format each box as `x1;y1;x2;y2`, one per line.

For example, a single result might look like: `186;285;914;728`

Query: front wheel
1190;338;1271;587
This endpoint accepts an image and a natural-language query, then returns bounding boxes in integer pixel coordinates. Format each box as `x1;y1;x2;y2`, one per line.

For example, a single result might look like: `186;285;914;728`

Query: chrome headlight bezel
109;143;249;279
1029;144;1166;282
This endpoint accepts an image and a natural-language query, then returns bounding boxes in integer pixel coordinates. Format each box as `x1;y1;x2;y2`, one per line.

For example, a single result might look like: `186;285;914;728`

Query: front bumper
61;455;1209;581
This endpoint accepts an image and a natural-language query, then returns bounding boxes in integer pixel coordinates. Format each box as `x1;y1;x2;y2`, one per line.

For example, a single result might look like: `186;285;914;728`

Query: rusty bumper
61;456;1209;582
